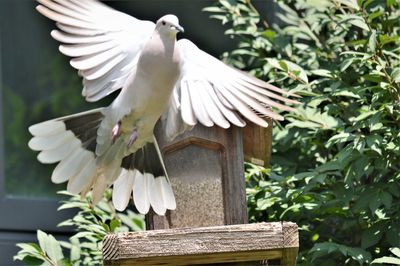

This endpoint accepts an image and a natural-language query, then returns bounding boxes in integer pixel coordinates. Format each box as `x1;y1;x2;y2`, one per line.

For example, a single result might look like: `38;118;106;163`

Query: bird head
156;14;184;37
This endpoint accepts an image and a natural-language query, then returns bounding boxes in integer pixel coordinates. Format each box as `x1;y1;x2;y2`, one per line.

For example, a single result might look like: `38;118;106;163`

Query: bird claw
111;121;121;144
128;128;138;148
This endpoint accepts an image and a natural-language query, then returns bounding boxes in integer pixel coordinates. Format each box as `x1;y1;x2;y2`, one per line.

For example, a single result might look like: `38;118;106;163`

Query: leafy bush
206;0;400;265
14;191;144;266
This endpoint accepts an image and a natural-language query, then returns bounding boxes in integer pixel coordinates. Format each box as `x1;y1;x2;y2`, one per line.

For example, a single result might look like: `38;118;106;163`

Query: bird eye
162;21;166;26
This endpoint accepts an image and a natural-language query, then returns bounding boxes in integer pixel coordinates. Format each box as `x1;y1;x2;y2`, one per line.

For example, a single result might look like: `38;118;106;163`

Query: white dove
28;0;299;215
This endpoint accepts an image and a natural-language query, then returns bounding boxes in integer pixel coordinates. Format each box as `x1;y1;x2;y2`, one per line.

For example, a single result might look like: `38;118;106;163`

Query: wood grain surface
103;222;299;265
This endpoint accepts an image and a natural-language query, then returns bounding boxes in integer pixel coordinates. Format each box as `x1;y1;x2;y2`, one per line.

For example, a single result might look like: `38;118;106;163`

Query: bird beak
172;24;184;33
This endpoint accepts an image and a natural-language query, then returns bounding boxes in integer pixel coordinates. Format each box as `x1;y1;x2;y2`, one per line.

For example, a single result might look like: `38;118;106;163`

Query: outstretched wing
162;39;299;140
36;0;154;102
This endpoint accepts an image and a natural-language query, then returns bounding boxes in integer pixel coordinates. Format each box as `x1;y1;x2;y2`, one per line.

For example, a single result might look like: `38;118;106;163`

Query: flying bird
28;0;299;215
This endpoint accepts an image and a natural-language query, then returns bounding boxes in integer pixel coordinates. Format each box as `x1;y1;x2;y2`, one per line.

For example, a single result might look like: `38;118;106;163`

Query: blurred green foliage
206;0;400;265
14;190;145;265
4;53;85;197
3;52;104;197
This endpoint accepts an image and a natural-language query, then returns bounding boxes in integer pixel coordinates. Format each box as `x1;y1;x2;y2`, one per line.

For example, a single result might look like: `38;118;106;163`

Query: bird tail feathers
112;137;176;215
28;108;105;196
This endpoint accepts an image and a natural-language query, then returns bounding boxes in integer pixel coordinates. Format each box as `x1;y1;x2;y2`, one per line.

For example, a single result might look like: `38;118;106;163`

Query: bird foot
128;128;138;148
111;121;121;144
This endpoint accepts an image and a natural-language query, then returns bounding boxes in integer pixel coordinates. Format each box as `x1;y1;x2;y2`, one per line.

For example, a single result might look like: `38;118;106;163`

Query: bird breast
138;33;181;86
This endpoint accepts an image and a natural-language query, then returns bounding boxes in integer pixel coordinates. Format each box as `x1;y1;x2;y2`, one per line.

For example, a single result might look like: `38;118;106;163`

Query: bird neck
153;30;176;49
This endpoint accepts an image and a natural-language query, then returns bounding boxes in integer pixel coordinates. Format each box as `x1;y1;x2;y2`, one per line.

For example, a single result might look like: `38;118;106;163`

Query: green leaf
266;58;308;83
385;227;400;247
372;257;400;264
70;238;80;262
278;60;289;72
348;18;369;31
71;231;96;240
337;0;360;10
37;230;47;253
262;29;276;39
368;10;383;22
361;225;383;248
110;219;121;232
14;243;46;266
391;68;400;83
256;198;275;210
352;110;378;122
46;235;64;263
202;6;223;13
369;192;381;214
327;132;356;147
36;230;64;263
368;30;377;52
340;58;354;72
381;191;393;209
311;69;333;77
57;201;88;211
390;248;400;258
332;90;360;98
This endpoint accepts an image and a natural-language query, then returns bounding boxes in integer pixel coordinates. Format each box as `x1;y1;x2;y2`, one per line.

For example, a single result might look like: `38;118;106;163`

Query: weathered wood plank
103;222;299;265
105;250;282;265
243;118;273;167
282;222;299;266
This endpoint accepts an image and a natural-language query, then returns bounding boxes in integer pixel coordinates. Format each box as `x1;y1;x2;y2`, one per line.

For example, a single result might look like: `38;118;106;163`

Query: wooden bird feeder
103;124;299;265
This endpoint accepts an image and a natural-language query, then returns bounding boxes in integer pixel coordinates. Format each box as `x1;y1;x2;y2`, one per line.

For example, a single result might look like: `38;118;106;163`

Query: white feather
112;169;135;211
66;0;104;12
197;81;229;128
204;83;245;127
51;30;111;44
67;155;96;194
35;5;97;29
36;0;93;23
53;0;93;16
37;137;80;163
223;83;283;121
231;79;296;112
70;46;121;70
28;130;75;151
83;53;126;80
92;174;108;204
218;86;269;127
149;176;167;215
56;23;102;36
180;80;197;126
215;88;235;110
82;65;127;98
233;67;299;97
59;41;118;57
51;147;90;184
234;77;300;105
187;81;214;127
159;176;176;210
28;120;65;137
133;172;152;214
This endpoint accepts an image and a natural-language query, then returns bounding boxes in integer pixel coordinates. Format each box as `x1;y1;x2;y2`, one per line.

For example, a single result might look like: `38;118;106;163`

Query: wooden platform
103;222;299;265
